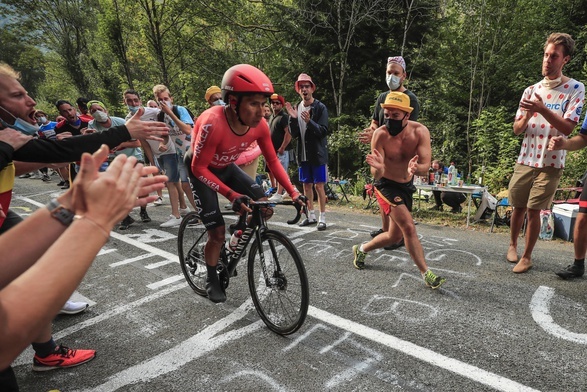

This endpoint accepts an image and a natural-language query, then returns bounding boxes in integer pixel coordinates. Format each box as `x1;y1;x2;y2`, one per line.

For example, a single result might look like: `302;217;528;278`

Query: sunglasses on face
271;101;281;105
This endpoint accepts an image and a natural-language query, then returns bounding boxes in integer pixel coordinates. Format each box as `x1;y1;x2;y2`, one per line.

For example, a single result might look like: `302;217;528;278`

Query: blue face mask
0;105;40;135
212;99;226;106
128;105;140;114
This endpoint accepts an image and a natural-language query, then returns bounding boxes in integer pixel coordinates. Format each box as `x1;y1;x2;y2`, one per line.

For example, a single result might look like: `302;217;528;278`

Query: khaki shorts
508;164;563;210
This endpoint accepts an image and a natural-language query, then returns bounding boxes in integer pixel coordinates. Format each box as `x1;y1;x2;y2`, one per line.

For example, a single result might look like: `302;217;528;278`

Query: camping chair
490;197;512;232
552;169;586;205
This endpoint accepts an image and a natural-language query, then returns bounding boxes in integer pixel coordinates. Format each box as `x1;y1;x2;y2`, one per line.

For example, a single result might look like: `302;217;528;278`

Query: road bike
178;200;309;335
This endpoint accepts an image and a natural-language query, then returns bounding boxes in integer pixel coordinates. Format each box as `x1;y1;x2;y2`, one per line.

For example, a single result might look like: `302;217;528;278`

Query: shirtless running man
351;91;445;289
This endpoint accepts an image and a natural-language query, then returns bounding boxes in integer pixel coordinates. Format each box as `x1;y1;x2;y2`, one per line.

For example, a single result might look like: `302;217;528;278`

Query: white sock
319;212;326;223
309;210;316;221
359;243;366;253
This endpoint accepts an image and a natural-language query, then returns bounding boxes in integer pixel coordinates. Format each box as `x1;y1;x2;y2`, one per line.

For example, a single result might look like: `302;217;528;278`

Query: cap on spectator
205;86;221;102
387;56;406;71
380;91;413;113
295;73;315;93
86;100;107;111
270;93;285;106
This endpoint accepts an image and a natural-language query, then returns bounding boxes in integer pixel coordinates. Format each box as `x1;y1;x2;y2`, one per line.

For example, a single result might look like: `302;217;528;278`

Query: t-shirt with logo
38;121;58;140
190;105;296;199
161;105;194;158
515;79;584;169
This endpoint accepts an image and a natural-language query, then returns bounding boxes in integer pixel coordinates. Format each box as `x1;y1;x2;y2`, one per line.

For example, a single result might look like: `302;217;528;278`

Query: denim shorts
157;153;180;182
177;154;189;182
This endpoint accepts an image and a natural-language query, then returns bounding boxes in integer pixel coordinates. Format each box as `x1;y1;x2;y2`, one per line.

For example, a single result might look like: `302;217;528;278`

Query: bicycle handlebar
249;200;308;225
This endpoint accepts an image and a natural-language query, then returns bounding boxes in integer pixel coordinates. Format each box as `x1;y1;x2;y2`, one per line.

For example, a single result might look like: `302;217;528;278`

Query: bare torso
371;121;431;182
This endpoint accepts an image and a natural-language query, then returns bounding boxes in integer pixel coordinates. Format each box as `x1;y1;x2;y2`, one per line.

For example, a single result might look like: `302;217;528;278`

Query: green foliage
2;0;587;189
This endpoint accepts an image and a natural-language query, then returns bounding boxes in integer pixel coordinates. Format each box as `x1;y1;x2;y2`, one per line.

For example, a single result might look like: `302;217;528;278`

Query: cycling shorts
185;153;265;230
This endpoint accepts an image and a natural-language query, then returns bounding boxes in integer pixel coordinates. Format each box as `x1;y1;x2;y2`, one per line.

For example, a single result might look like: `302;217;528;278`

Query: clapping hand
366;149;384;171
125;107;169;142
285;102;297;118
407;155;419;177
358;127;374;144
70;145;167;230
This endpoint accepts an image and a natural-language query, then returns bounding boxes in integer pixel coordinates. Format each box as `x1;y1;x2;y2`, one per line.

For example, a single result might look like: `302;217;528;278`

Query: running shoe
384;238;405;250
153;196;164;206
299;218;317;227
160;215;182;228
119;215;135;230
19;173;32;179
179;207;191;216
370;228;384;238
556;263;584;280
41;174;51;182
59;301;88;315
32;345;96;372
352;245;367;270
423;270;446;289
139;210;151;223
268;193;283;203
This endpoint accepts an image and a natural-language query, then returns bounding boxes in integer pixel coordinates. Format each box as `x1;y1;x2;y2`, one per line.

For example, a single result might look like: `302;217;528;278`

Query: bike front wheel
178;212;208;296
247;230;309;335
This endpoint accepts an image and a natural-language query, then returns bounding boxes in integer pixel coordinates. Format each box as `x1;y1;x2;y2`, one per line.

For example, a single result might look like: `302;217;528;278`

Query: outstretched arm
0;146;167;368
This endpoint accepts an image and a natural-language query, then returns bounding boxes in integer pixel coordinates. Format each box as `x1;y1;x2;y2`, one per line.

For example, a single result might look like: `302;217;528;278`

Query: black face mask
385;115;407;136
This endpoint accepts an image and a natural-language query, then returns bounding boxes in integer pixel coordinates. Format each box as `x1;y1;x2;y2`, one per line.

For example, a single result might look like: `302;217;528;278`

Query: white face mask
542;76;562;89
386;74;402;91
165;101;173;109
91;110;109;123
38;116;47;124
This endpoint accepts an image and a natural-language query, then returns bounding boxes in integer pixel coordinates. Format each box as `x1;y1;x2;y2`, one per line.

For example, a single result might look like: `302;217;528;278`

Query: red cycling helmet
221;64;274;102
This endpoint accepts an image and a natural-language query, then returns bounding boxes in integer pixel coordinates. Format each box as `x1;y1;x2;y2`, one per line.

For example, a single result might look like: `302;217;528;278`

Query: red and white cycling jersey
191;105;297;200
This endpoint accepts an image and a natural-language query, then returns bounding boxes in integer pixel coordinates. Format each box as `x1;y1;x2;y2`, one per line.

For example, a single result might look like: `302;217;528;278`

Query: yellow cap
380;91;413;113
204;86;221;102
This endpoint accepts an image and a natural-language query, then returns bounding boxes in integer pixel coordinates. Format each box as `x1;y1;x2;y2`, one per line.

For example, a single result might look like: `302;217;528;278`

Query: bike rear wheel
178;212;208;296
247;230;309;335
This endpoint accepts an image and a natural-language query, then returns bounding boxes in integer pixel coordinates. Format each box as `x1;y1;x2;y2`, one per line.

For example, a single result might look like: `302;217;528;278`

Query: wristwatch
46;198;75;226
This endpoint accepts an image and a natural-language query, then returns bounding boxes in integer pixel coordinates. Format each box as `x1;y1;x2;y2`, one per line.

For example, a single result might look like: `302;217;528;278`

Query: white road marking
83;300;262;392
308;306;540;392
144;259;176;269
13;283;186;367
16;193;534;391
110;253;157;267
146;274;185;289
530;285;587;345
98;248;117;256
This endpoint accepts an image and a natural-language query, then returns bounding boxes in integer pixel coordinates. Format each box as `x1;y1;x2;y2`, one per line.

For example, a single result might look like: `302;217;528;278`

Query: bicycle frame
225;200;305;278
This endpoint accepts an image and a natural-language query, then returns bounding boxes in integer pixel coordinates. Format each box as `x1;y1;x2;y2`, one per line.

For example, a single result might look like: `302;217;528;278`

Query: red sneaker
32;345;96;372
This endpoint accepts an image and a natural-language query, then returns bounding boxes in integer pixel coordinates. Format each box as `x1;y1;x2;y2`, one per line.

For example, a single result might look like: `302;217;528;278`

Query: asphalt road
10;176;587;392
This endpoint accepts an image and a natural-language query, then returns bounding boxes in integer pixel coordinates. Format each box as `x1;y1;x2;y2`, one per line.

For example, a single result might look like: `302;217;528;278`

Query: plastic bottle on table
448;162;456;186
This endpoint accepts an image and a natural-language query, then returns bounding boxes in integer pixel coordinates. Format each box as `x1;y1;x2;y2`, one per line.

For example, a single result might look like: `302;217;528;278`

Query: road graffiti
530;286;587;345
362;295;439;322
